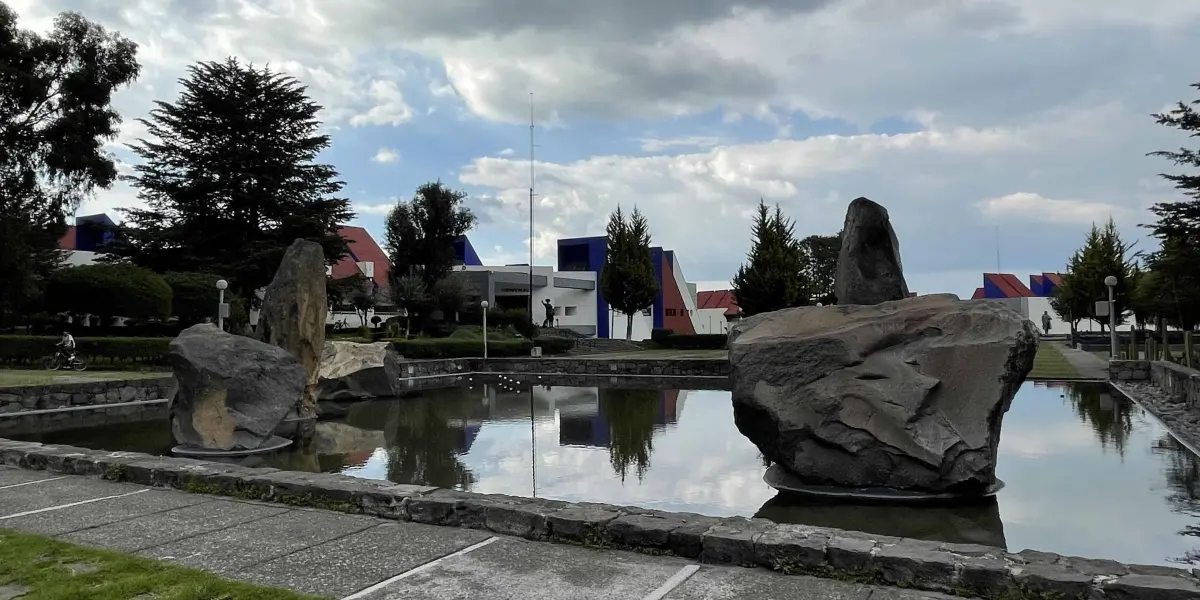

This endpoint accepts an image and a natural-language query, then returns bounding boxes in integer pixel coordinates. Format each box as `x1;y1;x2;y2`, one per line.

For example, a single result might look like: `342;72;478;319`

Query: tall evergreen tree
799;232;841;305
1053;218;1137;331
600;206;659;340
732;200;811;317
1140;82;1200;330
384;181;477;290
107;58;352;302
0;5;139;324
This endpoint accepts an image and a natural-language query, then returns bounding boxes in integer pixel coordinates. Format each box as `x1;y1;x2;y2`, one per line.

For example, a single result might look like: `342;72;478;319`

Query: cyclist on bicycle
56;331;76;362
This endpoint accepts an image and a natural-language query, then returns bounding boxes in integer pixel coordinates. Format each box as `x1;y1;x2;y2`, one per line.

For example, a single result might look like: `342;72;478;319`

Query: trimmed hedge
389;336;574;359
0;336;171;367
657;333;728;350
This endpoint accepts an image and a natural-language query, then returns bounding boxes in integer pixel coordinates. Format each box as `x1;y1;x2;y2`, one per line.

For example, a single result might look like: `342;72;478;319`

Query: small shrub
659;333;728;350
389;338;534;358
535;337;574;355
650;328;673;342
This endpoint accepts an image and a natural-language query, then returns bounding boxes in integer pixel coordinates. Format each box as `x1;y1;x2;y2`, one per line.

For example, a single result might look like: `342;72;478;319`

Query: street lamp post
481;300;490;359
215;279;228;331
1104;275;1118;358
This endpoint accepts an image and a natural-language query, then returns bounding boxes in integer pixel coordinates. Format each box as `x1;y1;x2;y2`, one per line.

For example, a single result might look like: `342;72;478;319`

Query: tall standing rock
256;239;328;414
834;197;909;305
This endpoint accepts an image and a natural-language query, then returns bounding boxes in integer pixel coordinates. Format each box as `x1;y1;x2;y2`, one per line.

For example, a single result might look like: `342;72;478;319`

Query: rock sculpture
834;197;909;305
317;341;404;401
730;294;1037;495
169;324;306;452
256;239;328;412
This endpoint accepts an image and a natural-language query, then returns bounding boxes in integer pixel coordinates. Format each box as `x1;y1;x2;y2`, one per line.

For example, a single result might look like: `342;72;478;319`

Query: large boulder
729;294;1038;494
834;197;909;305
317;341;404;400
256;239;328;412
169;324;306;451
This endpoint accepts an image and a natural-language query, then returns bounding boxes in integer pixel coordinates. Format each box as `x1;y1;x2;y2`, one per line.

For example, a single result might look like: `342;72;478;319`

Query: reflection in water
1155;434;1200;564
755;495;1006;548
1064;383;1134;457
16;379;1200;567
601;389;677;482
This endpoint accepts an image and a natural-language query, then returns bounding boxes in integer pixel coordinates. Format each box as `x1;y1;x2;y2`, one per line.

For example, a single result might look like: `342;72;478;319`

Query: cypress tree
600;206;659;340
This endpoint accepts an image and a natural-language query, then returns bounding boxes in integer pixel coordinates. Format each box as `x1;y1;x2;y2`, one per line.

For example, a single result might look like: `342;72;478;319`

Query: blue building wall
650;247;665;330
453;236;483;266
557;236;610;339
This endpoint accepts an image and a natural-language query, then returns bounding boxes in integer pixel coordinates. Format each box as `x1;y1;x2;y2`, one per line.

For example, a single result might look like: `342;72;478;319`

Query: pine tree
1139;82;1200;330
107;58;352;302
1055;219;1137;331
600;206;659;340
0;5;139;324
732;200;811;317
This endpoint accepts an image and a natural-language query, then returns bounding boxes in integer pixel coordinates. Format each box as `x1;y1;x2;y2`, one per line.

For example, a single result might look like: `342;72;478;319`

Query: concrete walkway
1056;342;1110;380
0;466;961;600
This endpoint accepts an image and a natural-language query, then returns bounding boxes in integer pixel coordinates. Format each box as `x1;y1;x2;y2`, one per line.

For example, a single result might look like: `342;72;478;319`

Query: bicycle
42;351;88;372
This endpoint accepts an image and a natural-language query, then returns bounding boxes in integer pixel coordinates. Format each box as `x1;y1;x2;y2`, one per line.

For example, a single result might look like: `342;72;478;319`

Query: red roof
331;226;391;287
984;273;1035;298
697;289;742;316
971;287;985;299
1044;272;1064;287
57;227;76;250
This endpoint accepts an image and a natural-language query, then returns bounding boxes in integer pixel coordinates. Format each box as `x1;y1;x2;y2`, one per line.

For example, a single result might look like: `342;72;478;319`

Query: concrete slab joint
2;437;1200;599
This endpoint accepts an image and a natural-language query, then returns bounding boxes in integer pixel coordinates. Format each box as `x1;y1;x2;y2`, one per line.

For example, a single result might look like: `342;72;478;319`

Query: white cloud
372;147;401;164
638;136;723;152
353;203;395;216
350;80;414;127
976;192;1129;225
498;148;515;156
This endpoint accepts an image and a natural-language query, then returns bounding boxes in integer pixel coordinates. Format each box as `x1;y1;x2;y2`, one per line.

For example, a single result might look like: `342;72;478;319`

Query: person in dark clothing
542;299;555;328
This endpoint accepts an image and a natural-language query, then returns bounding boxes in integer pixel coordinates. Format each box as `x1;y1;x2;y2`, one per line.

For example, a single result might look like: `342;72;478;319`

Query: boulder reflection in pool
754;495;1006;548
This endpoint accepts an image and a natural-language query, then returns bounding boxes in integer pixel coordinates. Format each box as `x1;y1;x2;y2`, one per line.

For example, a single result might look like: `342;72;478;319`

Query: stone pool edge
0;438;1196;600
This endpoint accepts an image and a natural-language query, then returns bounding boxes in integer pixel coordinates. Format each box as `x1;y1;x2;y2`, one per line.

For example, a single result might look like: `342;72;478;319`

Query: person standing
1041;310;1052;335
542;299;555;328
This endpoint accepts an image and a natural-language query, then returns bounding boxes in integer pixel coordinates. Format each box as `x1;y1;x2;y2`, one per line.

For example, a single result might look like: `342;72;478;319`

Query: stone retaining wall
0;439;1195;600
396;357;729;380
0;400;168;437
1109;360;1150;381
1151;361;1200;408
0;377;174;414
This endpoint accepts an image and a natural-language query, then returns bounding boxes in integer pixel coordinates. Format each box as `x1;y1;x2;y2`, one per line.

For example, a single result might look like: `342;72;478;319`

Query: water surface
20;379;1200;566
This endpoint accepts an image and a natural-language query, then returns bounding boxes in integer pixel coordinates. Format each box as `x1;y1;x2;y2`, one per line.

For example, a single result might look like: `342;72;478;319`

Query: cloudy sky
13;0;1199;297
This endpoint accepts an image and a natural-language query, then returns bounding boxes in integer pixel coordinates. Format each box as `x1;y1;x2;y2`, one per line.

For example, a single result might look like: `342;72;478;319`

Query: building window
641;308;651;316
565;306;577;316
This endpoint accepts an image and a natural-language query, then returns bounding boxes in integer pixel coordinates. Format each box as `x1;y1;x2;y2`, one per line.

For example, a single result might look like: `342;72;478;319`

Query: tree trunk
626;313;634;341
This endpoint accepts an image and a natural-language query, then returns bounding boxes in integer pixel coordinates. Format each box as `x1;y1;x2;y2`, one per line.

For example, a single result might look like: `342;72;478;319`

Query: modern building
695;290;742;334
56;214;118;266
969;272;1135;333
451;235;710;340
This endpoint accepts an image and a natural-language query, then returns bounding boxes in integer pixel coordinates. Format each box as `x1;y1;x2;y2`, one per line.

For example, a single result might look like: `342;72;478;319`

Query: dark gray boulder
170;323;306;451
834;197;909;305
256;239;328;413
729;294;1038;494
317;341;404;400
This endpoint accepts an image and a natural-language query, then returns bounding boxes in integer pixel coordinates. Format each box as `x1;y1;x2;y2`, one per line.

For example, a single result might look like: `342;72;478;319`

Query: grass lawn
0;528;321;600
0;370;168;388
1027;343;1081;380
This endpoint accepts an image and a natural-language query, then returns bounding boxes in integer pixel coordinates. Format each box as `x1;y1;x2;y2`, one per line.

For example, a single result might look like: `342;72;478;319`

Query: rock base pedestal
764;464;1005;505
171;435;293;458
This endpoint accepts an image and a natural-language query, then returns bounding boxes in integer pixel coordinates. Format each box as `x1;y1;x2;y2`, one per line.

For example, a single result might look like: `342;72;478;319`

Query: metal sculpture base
765;464;1004;505
172;435;293;458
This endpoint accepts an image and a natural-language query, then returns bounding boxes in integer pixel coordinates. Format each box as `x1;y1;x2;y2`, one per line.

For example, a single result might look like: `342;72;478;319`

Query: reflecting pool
17;379;1200;567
